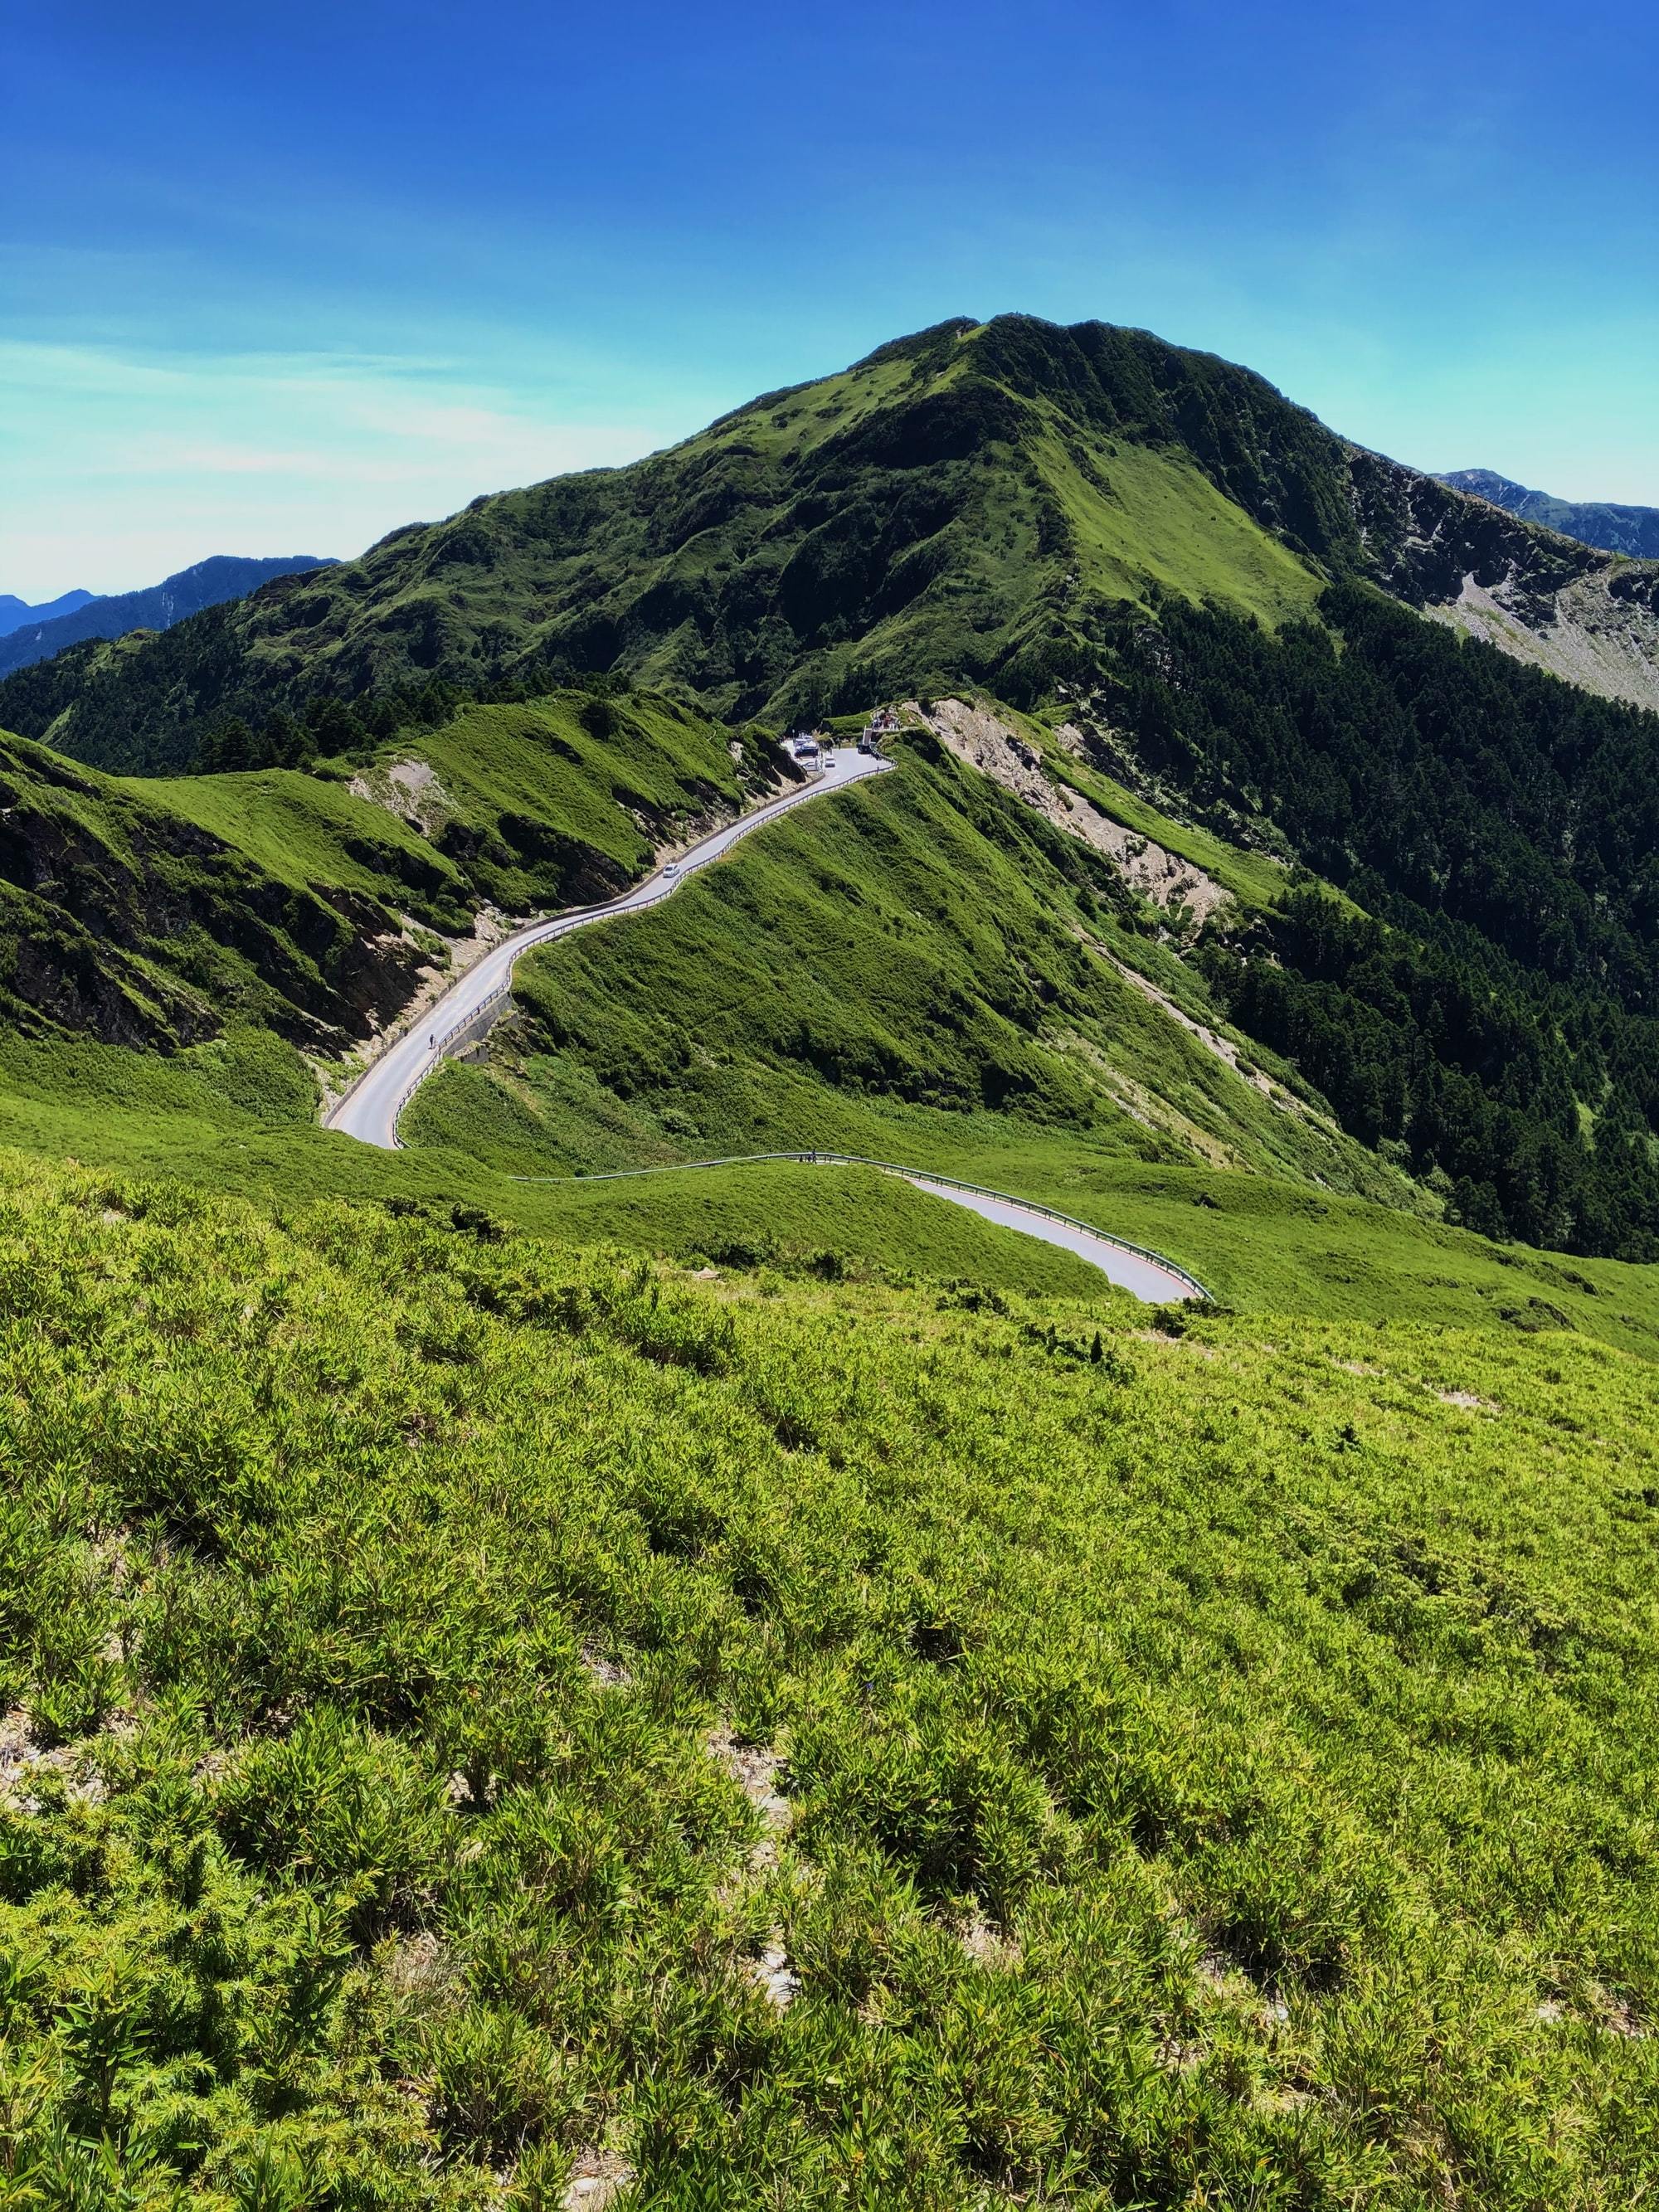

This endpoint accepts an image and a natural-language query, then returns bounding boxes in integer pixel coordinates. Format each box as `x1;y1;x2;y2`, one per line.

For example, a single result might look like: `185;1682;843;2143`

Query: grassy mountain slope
4;668;1657;1332
26;312;1659;778
0;318;1335;769
0;689;774;1057
152;688;769;918
0;1004;1652;1348
401;644;1659;1262
405;739;1389;1197
0;728;436;1050
6;1150;1659;2206
7;531;1659;1268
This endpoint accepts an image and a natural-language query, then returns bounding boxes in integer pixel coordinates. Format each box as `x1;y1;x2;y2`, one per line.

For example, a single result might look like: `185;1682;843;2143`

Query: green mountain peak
14;312;1657;778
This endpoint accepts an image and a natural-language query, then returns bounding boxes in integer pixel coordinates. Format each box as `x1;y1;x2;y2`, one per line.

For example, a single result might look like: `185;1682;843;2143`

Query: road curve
896;1173;1198;1301
528;1152;1205;1303
324;747;893;1149
324;744;1204;1302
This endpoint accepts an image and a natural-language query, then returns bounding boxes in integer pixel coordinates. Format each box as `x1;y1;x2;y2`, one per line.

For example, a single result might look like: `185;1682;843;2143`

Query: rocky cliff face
1349;450;1659;712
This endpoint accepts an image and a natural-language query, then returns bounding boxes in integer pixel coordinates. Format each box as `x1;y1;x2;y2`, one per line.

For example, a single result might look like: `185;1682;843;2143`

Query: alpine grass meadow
4;286;1659;2210
4;1150;1659;2209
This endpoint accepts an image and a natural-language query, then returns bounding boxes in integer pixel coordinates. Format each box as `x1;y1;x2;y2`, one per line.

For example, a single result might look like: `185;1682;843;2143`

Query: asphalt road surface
894;1173;1199;1301
324;743;1202;1300
324;747;892;1150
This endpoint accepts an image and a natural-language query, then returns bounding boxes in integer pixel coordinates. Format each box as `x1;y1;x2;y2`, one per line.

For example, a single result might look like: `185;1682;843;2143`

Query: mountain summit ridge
3;314;1657;776
0;587;95;638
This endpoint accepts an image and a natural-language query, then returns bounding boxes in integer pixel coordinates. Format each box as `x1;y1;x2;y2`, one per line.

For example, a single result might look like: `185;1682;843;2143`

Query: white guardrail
385;981;516;1127
510;1149;1212;1301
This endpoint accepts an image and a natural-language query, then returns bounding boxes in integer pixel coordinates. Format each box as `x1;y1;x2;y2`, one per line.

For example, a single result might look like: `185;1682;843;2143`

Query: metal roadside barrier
436;981;513;1053
387;981;517;1127
509;1148;1212;1301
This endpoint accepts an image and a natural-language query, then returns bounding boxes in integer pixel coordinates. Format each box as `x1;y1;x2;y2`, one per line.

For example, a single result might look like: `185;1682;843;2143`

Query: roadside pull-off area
324;743;1203;1302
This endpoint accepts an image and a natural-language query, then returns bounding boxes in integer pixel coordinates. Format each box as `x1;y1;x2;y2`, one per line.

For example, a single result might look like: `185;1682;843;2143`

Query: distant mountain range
0;587;95;638
0;554;337;680
1438;469;1659;559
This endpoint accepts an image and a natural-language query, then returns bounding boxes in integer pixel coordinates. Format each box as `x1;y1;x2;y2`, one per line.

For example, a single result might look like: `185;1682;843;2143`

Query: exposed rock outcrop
1345;449;1659;713
915;697;1229;923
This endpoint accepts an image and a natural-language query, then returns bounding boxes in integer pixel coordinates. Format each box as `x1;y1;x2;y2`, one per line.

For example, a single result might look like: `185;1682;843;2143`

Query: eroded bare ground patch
1430;570;1659;716
0;1706;106;1811
956;1908;1023;1971
708;1725;800;2008
911;697;1230;923
1536;1988;1647;2039
581;1641;633;1689
561;2147;636;2210
1091;941;1316;1121
348;756;455;839
708;1726;792;1851
747;1938;801;2010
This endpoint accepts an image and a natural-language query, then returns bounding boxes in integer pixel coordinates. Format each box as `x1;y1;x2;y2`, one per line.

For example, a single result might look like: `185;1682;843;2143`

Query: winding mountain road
324;748;892;1150
323;745;1203;1301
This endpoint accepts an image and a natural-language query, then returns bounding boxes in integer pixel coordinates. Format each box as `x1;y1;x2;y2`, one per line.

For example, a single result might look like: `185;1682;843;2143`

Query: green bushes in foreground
1;1148;1658;2206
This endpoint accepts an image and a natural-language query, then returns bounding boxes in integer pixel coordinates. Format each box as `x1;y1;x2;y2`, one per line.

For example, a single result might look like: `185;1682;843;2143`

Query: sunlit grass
3;1148;1659;2204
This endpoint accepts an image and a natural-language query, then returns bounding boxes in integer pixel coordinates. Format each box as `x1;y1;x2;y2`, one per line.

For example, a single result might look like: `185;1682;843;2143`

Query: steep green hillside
405;740;1392;1199
5;683;1657;1333
1073;589;1659;1253
0;729;431;1050
150;688;770;918
0;690;773;1055
0;318;1326;769
19;312;1649;777
6;1150;1659;2207
405;668;1659;1262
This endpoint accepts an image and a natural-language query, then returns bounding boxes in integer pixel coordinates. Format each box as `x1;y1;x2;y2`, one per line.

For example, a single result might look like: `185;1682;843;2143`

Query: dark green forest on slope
1077;582;1659;1256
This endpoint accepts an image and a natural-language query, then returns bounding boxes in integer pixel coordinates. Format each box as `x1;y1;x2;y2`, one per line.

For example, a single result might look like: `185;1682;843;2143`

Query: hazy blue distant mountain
0;554;337;678
1438;469;1659;559
0;587;95;638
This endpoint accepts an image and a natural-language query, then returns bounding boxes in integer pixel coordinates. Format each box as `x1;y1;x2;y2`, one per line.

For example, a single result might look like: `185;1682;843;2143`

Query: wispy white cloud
0;342;669;596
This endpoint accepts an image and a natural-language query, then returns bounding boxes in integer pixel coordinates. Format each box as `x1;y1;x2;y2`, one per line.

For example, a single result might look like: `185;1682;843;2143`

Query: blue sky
5;0;1657;597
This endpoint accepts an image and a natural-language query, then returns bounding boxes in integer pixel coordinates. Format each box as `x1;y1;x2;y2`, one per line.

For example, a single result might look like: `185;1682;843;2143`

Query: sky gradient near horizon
5;0;1657;598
